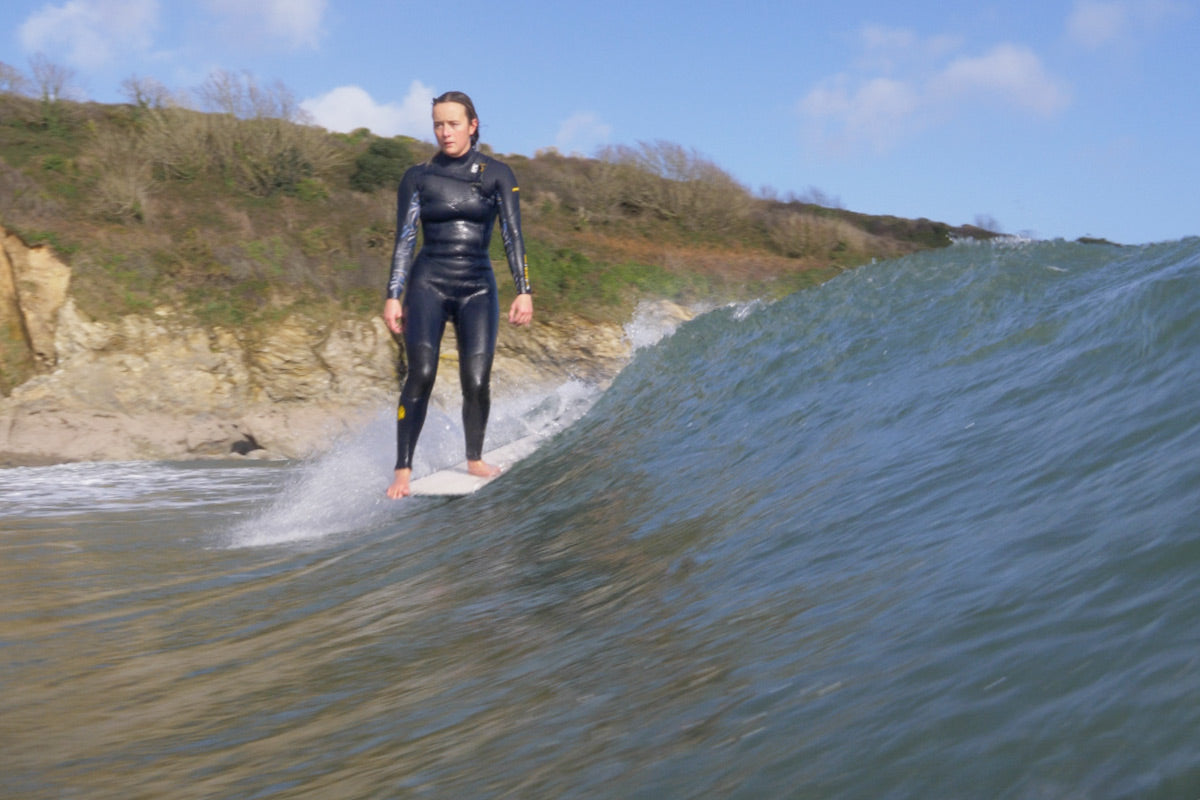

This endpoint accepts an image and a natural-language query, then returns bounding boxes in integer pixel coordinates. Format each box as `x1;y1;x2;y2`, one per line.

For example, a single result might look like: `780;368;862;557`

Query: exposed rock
230;433;262;456
1;229;70;369
247;319;335;402
2;226;73;395
318;317;398;397
54;297;118;358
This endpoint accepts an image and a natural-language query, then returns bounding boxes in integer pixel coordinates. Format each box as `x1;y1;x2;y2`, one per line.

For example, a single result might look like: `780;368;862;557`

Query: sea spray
228;377;608;547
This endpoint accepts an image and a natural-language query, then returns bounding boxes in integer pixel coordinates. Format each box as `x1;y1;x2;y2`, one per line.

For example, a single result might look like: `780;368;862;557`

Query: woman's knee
459;354;492;401
404;345;440;394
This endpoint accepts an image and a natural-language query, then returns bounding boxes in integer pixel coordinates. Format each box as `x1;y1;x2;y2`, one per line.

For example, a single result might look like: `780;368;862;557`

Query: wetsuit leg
395;282;448;470
451;283;499;461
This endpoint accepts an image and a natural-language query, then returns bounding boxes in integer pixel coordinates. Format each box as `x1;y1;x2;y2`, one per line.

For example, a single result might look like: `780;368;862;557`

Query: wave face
3;238;1200;798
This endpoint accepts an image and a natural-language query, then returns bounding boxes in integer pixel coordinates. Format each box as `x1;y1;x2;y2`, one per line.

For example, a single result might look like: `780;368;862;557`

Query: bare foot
466;459;502;479
386;468;412;499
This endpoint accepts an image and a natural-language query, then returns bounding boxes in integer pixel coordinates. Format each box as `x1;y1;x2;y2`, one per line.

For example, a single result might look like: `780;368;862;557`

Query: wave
6;237;1200;798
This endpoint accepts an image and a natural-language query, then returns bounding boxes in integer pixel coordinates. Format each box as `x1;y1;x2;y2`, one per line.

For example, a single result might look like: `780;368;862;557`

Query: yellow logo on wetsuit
397;404;406;420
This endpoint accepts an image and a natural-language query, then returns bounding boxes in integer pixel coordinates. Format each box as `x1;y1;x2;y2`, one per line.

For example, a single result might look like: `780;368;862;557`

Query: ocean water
2;238;1199;798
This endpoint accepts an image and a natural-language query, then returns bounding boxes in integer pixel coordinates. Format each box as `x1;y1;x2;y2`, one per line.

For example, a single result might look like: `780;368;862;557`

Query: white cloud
861;24;920;53
19;0;158;69
554;112;613;156
857;25;961;73
1066;0;1189;49
204;0;327;49
301;81;435;138
931;44;1070;115
801;76;921;153
847;77;921;127
1067;1;1127;48
800;28;1069;154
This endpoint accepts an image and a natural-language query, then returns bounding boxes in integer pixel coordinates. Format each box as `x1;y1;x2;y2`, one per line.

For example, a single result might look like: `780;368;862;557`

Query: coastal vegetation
1;66;995;392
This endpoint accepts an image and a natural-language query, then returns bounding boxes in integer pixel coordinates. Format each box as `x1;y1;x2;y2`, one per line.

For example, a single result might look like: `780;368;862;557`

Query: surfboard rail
409;434;543;497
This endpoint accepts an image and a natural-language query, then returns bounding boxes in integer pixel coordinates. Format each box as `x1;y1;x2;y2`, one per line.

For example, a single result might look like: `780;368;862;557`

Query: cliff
0;226;675;466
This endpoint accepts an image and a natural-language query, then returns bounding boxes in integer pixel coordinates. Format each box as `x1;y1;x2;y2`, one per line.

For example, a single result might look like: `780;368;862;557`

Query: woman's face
433;102;478;158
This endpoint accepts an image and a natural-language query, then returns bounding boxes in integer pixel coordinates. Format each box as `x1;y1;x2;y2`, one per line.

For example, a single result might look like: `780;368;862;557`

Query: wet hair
432;90;480;148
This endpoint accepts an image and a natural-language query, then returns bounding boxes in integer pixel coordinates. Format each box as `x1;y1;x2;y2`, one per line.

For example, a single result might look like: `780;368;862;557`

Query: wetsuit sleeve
494;163;532;295
386;167;422;300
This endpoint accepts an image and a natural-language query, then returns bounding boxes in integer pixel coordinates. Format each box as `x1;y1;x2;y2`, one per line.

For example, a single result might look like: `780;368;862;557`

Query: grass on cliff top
0;91;995;334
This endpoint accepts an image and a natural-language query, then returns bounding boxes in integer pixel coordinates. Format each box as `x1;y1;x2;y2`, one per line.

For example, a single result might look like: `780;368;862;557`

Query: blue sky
3;0;1197;244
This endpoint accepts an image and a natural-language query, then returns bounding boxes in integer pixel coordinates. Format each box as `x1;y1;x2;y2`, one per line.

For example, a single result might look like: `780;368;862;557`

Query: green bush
294;176;328;201
350;137;414;192
521;241;705;319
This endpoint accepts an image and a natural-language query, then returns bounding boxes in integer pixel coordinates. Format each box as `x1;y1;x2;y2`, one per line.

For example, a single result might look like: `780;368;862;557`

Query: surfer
382;91;533;499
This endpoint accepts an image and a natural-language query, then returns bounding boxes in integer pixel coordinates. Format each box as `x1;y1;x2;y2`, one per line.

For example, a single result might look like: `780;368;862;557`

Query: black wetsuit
386;148;531;470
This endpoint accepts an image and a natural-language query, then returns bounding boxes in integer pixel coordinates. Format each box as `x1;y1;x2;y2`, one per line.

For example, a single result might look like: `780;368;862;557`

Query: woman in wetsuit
382;91;533;498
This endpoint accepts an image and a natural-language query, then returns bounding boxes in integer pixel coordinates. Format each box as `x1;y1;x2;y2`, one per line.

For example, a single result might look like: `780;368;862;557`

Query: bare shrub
215;116;343;196
974;213;1002;233
141;106;214;182
83;127;154;222
767;209;873;259
94;168;153;222
523;152;615;224
197;69;304;121
140;97;344;196
791;186;844;209
595;140;752;230
120;75;172;110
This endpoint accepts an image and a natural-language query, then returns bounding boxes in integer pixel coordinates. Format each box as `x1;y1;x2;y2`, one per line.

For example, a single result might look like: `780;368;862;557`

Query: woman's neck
437;148;474;163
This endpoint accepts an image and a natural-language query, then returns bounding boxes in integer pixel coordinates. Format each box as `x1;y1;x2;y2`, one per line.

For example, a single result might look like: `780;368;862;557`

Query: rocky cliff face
0;226;690;466
2;227;71;386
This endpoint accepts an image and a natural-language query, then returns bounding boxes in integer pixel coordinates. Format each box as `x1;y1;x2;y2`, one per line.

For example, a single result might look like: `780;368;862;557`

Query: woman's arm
386;169;422;301
494;163;532;296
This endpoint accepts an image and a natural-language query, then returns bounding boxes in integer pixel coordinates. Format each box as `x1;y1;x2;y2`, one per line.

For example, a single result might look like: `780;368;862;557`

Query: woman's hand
508;293;533;326
383;298;404;335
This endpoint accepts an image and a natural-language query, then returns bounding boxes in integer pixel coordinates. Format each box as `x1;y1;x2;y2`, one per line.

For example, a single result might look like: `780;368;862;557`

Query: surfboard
409;433;543;497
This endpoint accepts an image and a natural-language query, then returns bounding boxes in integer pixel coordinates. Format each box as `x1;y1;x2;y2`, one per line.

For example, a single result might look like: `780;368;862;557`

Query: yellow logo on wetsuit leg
397;404;406;420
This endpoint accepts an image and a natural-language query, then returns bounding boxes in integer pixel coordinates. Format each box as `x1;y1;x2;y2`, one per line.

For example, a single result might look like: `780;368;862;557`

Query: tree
121;75;172;109
29;53;75;103
0;61;29;94
197;69;303;121
27;54;78;132
974;214;1002;233
350;137;415;192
